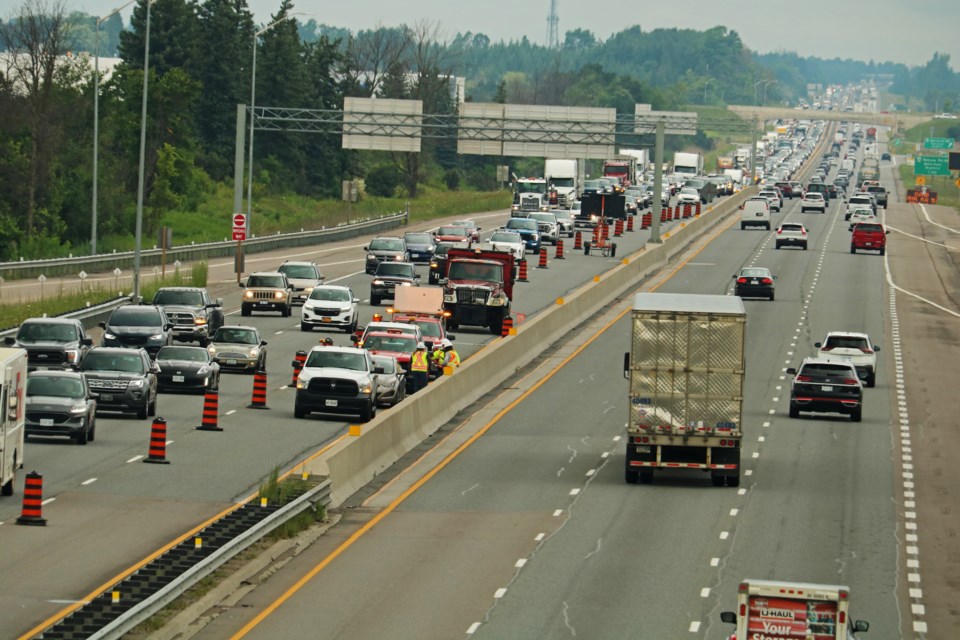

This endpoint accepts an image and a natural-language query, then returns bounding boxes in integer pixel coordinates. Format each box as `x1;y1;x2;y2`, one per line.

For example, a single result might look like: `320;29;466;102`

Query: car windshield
370;238;404;251
554;212;573;221
372;356;396;374
823;336;869;350
157;347;208;362
805;193;824;200
81;351;145;373
434;244;454;256
681;188;698;196
376;263;415;277
506;219;536;231
529;214;555;223
448;262;502;282
109;308;163;327
364;335;417;353
491;232;521;243
247;275;285;288
278;265;319;279
437;227;467;237
781;225;804;232
404;233;431;244
309;288;351;302
413;320;442;338
27;375;85;399
213;328;258;345
153;290;203;306
304;350;367;371
17;322;78;343
856;223;884;233
740;269;770;278
799;363;856;379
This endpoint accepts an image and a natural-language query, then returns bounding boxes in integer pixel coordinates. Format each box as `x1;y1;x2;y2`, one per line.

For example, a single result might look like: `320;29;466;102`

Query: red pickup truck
851;222;888;255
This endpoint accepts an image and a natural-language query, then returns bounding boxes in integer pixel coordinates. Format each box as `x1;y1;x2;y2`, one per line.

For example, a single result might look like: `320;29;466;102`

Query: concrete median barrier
309;189;756;506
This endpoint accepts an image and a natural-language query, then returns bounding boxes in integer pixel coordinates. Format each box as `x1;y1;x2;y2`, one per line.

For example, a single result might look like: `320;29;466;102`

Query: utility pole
650;120;666;243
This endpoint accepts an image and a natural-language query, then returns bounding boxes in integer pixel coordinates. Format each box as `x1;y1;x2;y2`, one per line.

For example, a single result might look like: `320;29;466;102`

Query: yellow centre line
230;209;739;639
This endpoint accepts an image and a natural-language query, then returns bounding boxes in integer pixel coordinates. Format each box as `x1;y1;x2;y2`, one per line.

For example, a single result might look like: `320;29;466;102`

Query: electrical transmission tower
546;0;559;49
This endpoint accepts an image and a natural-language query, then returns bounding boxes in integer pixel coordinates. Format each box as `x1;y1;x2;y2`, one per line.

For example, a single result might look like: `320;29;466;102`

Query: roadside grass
897;164;959;210
0;262;207;330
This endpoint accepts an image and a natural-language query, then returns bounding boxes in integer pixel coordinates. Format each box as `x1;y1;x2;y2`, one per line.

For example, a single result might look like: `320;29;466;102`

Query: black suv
100;305;173;357
5;317;92;371
370;261;420;305
787;357;863;422
364;237;409;274
80;347;159;419
151;287;224;343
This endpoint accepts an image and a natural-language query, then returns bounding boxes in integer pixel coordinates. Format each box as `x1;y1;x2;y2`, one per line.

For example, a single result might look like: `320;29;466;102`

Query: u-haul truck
721;579;870;640
0;348;27;496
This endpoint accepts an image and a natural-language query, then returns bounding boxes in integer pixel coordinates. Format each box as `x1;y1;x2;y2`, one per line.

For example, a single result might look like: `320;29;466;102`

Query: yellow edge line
18;433;348;640
229;208;739;639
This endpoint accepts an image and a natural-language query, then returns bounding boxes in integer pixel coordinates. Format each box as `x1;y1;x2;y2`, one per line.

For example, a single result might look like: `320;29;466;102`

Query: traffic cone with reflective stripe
248;368;270;409
573;231;583;250
537;247;548;269
642;212;651;229
696;201;702;216
517;259;529;282
292;350;306;386
15;472;47;526
196;388;222;432
627;215;634;232
501;316;514;337
683;203;692;218
555;239;565;259
660;208;668;223
143;418;171;464
614;219;624;237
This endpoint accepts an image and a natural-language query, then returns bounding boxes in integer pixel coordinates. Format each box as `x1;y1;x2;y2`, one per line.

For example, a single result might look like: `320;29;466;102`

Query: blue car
403;231;436;264
503;218;541;253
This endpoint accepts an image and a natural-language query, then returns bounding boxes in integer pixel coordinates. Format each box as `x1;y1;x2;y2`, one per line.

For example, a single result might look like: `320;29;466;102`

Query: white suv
301;285;359;333
775;223;808;250
814;332;880;387
800;192;826;213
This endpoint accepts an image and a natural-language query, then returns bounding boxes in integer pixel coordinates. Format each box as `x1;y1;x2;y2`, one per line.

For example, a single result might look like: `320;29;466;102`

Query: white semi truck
721;579;870;639
622;293;745;486
0;348;27;496
544;159;579;208
673;151;703;177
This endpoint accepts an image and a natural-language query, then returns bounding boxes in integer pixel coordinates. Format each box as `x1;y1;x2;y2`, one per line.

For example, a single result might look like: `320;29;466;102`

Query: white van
740;197;771;230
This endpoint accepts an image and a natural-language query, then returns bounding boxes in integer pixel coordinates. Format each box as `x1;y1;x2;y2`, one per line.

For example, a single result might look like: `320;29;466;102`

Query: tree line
1;0;956;262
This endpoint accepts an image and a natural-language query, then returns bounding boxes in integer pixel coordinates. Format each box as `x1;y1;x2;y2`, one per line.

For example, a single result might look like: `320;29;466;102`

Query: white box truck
0;348;27;496
721;579;870;639
544;159;579;208
623;293;745;486
673;152;703;177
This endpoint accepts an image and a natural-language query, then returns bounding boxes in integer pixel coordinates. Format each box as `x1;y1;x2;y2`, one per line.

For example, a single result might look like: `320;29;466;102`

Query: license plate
822;385;833;392
35;366;49;371
258;301;269;305
756;212;764;217
40;418;54;426
321;317;332;323
101;394;114;402
750;279;759;284
226;359;237;365
325;399;338;407
172;375;185;383
865;242;873;246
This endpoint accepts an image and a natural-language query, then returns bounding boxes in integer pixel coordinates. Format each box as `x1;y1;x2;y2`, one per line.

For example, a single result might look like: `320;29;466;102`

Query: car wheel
282;306;291;317
879;248;885;256
294;404;306;419
75;426;88;445
740;223;747;230
850;407;863;423
789;403;800;419
1;463;15;496
241;304;251;317
371;295;380;306
393;384;406;407
301;322;311;332
769;292;775;301
801;208;806;213
88;419;96;442
136;403;148;420
867;372;876;388
625;468;639;484
148;395;157;417
359;402;374;423
802;243;807;251
775;243;781;250
850;245;856;254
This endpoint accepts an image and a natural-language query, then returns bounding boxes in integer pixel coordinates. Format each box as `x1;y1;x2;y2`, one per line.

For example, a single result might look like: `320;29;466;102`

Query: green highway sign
914;155;950;176
924;137;955;150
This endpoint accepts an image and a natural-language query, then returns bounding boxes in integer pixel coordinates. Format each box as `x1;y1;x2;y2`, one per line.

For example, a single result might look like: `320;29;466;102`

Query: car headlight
244;290;254;298
149;334;164;341
207;346;217;355
304;287;314;295
69;403;88;414
393;255;403;261
401;282;413;287
197;365;210;375
373;279;384;285
65;349;79;363
359;377;373;394
297;378;308;389
443;294;455;303
430;262;438;268
488;296;506;307
128;379;144;389
274;291;284;299
367;253;377;260
249;348;259;357
104;332;117;340
194;317;207;326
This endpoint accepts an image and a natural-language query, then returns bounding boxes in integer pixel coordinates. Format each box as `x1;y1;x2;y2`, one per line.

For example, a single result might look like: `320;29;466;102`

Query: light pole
246;13;305;223
754;80;764;107
92;0;138;256
132;0;157;300
762;80;777;107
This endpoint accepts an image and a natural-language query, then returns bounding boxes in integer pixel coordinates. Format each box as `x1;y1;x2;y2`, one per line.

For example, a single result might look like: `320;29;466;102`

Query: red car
360;330;418;381
449;220;481;242
434;225;472;243
850;222;887;255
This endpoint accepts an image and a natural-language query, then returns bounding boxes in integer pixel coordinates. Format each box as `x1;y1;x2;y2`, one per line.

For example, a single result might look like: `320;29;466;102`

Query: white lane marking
126;455;144;463
515;559;527;568
729;508;739;516
165;440;174;446
700;587;710;598
689;621;701;633
569;488;581;496
494;588;507;598
585;469;596;477
710;557;720;567
466;622;481;634
81;478;97;486
720;531;729;540
41;498;55;505
225;409;237;416
535;533;545;541
920;203;960;235
887;226;947;247
553;509;563;517
274;331;284;335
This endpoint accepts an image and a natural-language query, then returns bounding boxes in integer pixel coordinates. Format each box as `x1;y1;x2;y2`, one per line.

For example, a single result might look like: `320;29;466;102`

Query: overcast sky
67;0;958;69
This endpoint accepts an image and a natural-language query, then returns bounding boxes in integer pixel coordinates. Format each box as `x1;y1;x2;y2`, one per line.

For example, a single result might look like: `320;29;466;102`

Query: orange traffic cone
627;215;634;232
537;247;548;269
143;417;171;464
517;259;529;282
614;219;624;237
196;388;222;431
291;350;307;386
248;368;270;409
501;316;514;337
573;231;583;250
15;471;47;526
555;239;565;259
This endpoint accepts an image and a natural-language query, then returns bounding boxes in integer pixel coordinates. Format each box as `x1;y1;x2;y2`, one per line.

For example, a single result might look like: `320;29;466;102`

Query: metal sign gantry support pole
649;120;666;244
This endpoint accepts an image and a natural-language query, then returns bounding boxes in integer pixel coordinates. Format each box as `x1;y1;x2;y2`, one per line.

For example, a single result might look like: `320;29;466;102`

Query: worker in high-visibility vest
431;343;446;377
410;342;429;393
442;339;460;369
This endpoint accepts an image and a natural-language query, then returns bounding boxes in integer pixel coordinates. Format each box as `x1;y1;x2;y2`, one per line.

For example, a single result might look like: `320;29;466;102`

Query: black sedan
25;370;97;444
155;345;221;393
733;267;776;301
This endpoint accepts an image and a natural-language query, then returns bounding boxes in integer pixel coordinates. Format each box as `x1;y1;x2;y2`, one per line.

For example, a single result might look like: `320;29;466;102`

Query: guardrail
0;210;408;281
0;295;130;340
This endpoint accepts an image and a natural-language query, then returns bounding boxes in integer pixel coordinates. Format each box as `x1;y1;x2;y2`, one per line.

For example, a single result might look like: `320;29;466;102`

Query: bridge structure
726;104;931;132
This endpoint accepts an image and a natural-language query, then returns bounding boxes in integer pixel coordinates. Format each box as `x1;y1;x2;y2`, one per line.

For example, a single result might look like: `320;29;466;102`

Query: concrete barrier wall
310;190;756;505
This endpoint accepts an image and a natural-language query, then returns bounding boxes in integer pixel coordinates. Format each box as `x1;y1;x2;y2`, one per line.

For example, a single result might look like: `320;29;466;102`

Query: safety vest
432;349;445;364
411;351;429;372
445;349;461;367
